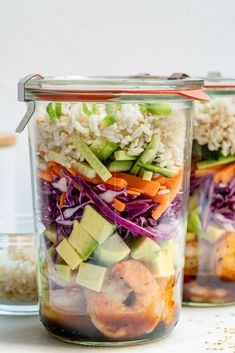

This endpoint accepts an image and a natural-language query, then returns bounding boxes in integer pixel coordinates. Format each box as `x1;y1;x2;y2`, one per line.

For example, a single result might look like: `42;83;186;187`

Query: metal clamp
16;74;44;133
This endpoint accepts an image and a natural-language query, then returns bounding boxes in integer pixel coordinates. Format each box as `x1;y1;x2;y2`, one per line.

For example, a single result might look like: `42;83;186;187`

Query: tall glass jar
17;75;207;345
183;77;235;306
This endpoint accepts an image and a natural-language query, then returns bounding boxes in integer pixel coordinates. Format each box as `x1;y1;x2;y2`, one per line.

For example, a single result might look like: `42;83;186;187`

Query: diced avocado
76;263;107;292
71;161;97;179
47;151;67;167
100;114;117;129
45;226;56;244
90;137;107;158
68;220;98;260
108;160;134;172
114;150;138;161
202;223;225;243
137;162;176;178
73;136;112;182
131;236;160;261
147;248;175;277
81;205;115;244
197;154;235;169
145;102;172;116
55;264;71;282
131;135;159;175
96;233;130;266
187;209;202;234
47;246;55;259
56;238;83;270
186;232;197;241
99;142;118;161
158;238;180;268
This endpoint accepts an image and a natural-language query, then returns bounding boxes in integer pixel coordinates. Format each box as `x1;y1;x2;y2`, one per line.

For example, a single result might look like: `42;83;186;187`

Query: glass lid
18;73;207;102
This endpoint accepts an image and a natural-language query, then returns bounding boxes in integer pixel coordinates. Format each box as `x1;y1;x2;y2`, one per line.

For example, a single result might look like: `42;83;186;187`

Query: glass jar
183;77;235;306
0;132;38;315
17;74;207;345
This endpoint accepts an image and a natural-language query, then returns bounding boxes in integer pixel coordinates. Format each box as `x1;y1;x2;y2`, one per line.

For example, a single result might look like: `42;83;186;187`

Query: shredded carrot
38;168;53;182
66;168;127;190
213;163;235;184
152;202;169;220
126;189;141;196
112;198;126;212
195;165;223;178
59;192;66;208
159;185;167;190
152;169;183;220
115;172;160;197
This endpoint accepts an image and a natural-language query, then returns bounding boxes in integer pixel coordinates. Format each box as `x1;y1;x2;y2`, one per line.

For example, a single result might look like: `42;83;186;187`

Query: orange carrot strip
195;165;223;178
59;192;66;208
112;198;126;212
115;172;160;197
66;168;127;190
152;202;169;220
213;163;235;184
152;169;183;220
126;189;141;196
38;168;53;182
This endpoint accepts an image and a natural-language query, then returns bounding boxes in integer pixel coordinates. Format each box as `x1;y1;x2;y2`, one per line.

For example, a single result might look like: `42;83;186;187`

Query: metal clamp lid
16;74;44;133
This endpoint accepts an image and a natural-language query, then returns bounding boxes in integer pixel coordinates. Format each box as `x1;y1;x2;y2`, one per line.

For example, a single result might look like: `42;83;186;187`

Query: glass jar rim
20;74;207;102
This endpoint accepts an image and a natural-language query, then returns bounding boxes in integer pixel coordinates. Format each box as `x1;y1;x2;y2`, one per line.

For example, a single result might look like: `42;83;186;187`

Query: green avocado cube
47;246;55;259
148;248;175;277
68;220;98;260
45;226;57;244
56;239;83;270
55;264;71;282
131;236;160;261
76;263;107;292
80;205;115;244
202;223;225;243
96;233;130;266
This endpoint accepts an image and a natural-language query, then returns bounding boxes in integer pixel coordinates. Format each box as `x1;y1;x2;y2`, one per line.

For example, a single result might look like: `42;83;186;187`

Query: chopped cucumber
73;136;112;182
100;114;117;129
99;142;118;161
114;150;138;161
47;151;67;167
55;102;62;117
142;171;153;181
108;160;134;172
82;103;92;116
71;161;97;179
146;102;172;116
46;103;61;122
197;155;235;169
137;162;176;178
131;135;159;175
92;103;97;114
90;137;107;158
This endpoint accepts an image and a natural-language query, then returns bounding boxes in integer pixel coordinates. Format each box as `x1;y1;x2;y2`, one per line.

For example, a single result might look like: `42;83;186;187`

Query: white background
0;0;235;225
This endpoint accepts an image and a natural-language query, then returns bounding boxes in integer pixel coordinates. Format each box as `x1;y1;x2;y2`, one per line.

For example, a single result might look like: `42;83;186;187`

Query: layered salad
32;100;188;342
184;97;235;304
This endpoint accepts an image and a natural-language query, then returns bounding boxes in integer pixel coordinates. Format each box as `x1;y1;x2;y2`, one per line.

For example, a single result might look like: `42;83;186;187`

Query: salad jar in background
17;74;207;345
0;132;37;315
184;77;235;306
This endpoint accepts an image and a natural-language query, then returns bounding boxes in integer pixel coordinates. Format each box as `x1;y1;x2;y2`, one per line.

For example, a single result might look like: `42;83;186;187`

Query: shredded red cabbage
190;173;235;230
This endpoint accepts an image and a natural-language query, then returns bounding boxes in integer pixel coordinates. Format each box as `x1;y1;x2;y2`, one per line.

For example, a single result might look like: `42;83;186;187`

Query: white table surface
0;307;234;353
